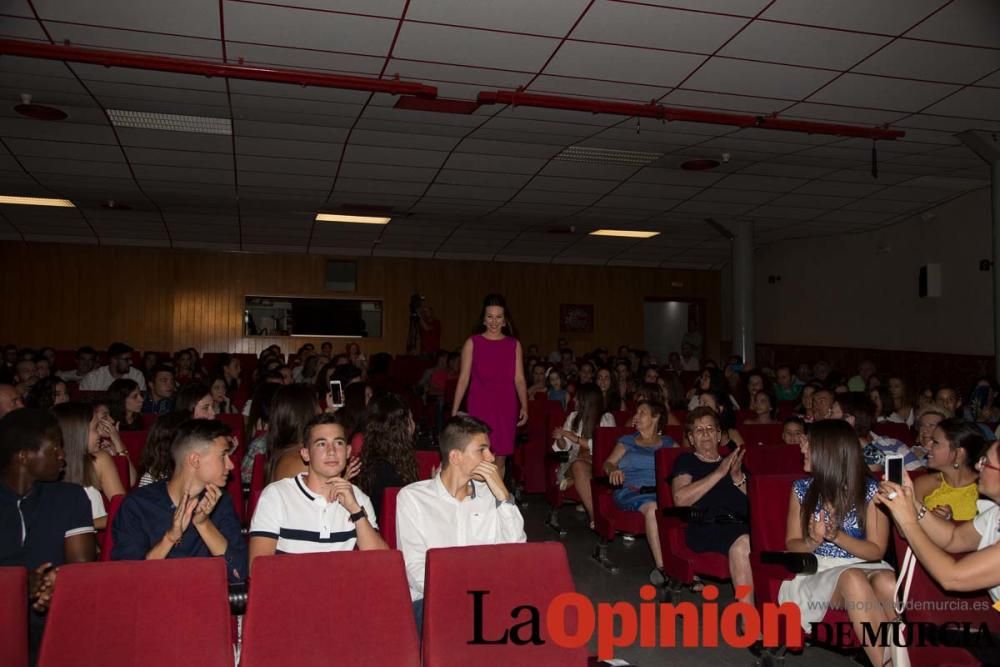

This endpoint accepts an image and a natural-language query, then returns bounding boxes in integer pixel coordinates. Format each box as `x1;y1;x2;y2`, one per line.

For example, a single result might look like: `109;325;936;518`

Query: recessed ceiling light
555;146;663;166
315;213;391;225
590;229;659;239
107;109;232;135
0;195;75;207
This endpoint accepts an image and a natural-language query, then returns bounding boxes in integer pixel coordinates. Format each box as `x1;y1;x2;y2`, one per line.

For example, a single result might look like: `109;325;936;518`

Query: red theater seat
99;494;126;561
119;430;147;471
415;450;440;480
246;454;266;521
590;425;641;570
740;423;785;447
422;543;586;667
38;559;232;667
744;444;804;476
519;399;552;494
381;486;402;550
226;455;245;526
242;551;419;667
217;413;246;465
0;566;28;667
873;421;914;446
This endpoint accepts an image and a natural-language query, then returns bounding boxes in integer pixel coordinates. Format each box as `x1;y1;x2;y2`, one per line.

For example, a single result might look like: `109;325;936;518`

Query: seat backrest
776;401;798;420
119;430;148;471
663;424;684;445
382;486;402;549
592;425;633;472
748;474;800;552
872;422;914;446
0;566;28;667
415;450;440;480
735;410;756;426
217;413;246;459
242;551;419;667
739;423;785;447
744;444;805;476
247;454;266;521
545;400;567;434
140;413;158;429
422;543;586;667
38;559;232;667
99;494;126;562
655;447;691;509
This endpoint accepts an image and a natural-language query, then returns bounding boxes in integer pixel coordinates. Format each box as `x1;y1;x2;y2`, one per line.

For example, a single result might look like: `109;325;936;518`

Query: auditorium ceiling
0;0;998;268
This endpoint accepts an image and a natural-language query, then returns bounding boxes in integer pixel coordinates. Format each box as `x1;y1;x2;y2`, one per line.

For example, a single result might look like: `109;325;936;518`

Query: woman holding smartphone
451;293;528;481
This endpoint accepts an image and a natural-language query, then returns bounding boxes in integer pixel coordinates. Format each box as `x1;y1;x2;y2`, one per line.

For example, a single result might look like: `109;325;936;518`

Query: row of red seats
0;543;586;667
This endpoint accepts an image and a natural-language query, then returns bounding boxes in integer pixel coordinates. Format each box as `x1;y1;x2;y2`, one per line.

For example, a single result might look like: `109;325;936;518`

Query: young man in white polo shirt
396;415;526;631
248;413;386;567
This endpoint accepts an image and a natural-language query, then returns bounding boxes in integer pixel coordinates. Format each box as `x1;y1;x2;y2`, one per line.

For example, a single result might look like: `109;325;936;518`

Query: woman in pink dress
452;294;529;480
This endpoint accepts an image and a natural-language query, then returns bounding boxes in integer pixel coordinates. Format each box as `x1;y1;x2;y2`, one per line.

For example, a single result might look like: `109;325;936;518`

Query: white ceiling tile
116;128;232;152
35;0;221;37
544;42;705;87
782;103;908;125
907;1;1000;48
808;74;960;112
923;86;1000;121
720;22;888;69
257;0;407;16
0;16;49;39
223;2;396;54
761;0;945;34
445;153;548;173
234;121;349;144
436;169;533;189
528;75;668;102
334;178;428;196
456;140;559;159
126;148;232;170
386;59;532;89
350;129;460;151
664;90;785;114
682;59;836;99
45;24;220;59
406;0;589;34
855;40;1000;84
572;2;747;53
714;173;807;192
223;43;384;75
393;22;558;71
343;145;448;167
338;163;437;183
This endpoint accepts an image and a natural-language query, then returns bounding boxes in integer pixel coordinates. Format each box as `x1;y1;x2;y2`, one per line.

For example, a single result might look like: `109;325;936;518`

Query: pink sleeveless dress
467;334;519;456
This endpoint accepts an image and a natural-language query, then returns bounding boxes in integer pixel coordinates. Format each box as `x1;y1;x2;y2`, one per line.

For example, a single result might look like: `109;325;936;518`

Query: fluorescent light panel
315;213;391;225
590;229;659;239
554;146;663;166
0;195;75;207
107;109;232;135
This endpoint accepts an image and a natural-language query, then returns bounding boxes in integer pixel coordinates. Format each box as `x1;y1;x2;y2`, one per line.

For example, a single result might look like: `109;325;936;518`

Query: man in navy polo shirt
112;419;247;582
0;409;96;658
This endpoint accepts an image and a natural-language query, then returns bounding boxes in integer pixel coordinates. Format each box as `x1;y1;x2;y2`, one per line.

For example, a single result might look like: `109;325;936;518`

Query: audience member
210;376;236;415
678;343;699;371
418;304;442;356
912;418;982;521
397;415;526;631
241;382;282;484
595;367;624;414
266;384;321;482
551;385;614;528
356;394;418;518
886;376;915;426
604;401;676;580
214;353;242;395
914;404;951;459
112;419;247;582
142;364;176;415
28;376;69;411
174;382;217;420
546;369;569;410
107;378;144;431
781;416;806;445
779;419;894;667
34;358;51;382
249;413;386;567
0;409;96;657
671;406;751;601
138;412;189;487
81;343;146;391
774;365;801;402
743;390;776;425
847;360;877;392
451;293;528;482
57;346;97;383
697;391;744;447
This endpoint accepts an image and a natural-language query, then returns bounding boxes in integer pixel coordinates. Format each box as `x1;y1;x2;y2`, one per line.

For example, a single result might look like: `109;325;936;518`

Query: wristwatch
349;507;368;523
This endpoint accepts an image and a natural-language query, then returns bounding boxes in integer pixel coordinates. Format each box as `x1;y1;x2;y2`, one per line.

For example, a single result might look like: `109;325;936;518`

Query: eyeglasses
690;427;719;437
976;456;1000;473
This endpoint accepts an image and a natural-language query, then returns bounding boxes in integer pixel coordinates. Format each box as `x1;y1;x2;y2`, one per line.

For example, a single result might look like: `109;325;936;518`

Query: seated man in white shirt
397;415;526;632
80;342;146;391
248;413;386;568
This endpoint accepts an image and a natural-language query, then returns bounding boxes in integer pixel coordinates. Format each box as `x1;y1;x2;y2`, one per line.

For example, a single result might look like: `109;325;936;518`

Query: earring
953;462;961;469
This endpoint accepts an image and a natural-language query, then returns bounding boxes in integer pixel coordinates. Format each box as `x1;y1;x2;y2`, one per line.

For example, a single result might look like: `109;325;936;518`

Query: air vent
554;146;663;166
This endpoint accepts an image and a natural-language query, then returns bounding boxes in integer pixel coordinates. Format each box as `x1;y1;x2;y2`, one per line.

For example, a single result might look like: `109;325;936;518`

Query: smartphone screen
329;380;345;408
885;455;904;486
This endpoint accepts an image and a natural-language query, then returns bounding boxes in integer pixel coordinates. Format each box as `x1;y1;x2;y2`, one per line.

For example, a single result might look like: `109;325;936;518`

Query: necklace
694;450;722;463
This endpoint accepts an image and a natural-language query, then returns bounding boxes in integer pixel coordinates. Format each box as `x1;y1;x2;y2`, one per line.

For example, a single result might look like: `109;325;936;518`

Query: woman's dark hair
215;353;239;392
473;293;516;336
660;371;685;410
632;382;664;405
107;378;141;427
51;402;96;488
300;354;321;383
871;385;894;419
837;393;876;437
139;411;189;483
265;384;319;459
314;361;338;398
937;418;986;471
570;385;605;441
246;382;281;436
29;376;66;411
175;382;211;416
685;405;721;432
800;419;871;537
357;394;418;496
700;368;726;395
338;382;370;438
702;390;737;431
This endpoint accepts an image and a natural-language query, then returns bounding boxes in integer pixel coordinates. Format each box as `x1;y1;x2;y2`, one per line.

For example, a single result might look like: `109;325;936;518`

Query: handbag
887;547;916;667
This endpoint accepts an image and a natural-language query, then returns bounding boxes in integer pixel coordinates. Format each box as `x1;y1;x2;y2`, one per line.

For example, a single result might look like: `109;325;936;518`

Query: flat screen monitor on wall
244;296;382;338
